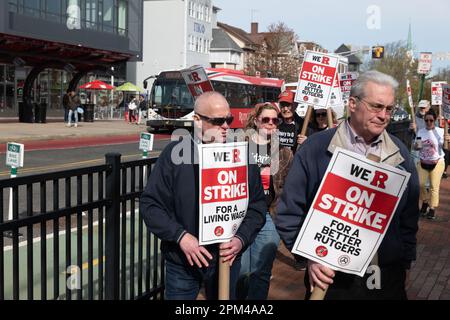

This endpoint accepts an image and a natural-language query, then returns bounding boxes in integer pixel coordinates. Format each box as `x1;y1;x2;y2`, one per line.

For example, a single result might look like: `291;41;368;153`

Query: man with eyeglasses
140;91;266;300
276;70;420;300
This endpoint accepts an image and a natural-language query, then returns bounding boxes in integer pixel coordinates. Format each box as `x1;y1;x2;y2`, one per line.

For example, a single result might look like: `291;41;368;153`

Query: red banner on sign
201;166;248;203
312;173;397;233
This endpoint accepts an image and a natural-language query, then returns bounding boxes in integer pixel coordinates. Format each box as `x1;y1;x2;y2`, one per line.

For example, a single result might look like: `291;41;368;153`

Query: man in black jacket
276;70;420;300
140;91;266;300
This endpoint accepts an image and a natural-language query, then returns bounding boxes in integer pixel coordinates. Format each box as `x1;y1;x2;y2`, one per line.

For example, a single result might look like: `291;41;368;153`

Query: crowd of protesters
140;70;450;301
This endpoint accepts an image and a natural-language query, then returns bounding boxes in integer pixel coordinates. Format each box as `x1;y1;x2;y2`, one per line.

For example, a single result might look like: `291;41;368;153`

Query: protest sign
292;148;410;276
432;81;447;106
339;72;359;104
295;51;340;108
198;142;249;245
442;84;450;119
181;65;214;99
418;52;433;74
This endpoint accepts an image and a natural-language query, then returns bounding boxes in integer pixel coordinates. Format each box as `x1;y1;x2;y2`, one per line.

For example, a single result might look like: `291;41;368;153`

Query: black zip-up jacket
140;137;266;265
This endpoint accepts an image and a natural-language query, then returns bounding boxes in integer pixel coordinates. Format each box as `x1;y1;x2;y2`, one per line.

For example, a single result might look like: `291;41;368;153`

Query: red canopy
79;80;114;90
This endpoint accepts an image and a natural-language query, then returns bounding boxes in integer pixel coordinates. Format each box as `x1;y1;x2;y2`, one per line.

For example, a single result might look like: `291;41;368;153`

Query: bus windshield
152;78;194;109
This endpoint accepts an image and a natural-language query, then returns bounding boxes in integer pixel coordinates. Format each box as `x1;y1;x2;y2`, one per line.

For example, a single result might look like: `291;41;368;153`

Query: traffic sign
139;132;154;152
6;142;24;168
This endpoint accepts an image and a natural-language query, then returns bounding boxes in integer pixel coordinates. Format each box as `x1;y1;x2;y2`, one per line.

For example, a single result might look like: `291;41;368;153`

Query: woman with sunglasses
415;110;447;220
236;102;281;300
297;108;336;146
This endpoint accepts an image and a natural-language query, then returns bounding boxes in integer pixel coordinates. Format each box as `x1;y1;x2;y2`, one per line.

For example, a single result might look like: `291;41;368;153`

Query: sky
213;0;450;75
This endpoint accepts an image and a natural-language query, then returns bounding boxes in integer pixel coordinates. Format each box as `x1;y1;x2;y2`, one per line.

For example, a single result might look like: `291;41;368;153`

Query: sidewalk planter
18;102;33;123
83;104;95;122
34;102;47;123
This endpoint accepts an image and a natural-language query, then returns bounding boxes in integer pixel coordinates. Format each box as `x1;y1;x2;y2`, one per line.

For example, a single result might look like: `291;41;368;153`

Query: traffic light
372;46;384;59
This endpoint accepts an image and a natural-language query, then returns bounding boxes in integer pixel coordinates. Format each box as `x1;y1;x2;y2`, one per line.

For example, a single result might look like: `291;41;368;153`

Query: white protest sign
418;52;432;74
139;132;154;152
339;72;359;104
296;103;309;117
6;142;24;168
406;79;414;109
180;65;214;100
329;72;343;108
198;142;249;245
442;84;450;120
432;81;447;106
292;148;410;276
295;51;340;108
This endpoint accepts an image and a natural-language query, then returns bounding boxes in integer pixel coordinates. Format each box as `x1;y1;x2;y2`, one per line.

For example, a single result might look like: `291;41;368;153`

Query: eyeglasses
315;112;327;117
425;119;435;123
354;96;394;114
196;113;234;126
259;117;281;125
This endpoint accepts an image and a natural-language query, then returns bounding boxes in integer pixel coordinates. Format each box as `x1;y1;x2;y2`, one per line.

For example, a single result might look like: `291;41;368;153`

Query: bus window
263;87;281;102
211;80;227;97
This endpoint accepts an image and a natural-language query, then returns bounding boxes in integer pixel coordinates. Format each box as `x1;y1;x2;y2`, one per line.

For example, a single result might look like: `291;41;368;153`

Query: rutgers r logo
315;246;328;257
214;226;224;237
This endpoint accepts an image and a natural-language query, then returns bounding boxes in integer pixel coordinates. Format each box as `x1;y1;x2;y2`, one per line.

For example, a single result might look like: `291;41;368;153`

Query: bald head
193;92;232;143
194;91;230;115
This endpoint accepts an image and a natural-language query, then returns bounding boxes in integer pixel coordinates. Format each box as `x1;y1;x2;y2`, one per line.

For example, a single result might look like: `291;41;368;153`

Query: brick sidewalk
268;176;450;300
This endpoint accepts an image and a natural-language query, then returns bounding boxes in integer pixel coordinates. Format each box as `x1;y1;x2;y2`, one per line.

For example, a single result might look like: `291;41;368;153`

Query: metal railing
0;154;163;300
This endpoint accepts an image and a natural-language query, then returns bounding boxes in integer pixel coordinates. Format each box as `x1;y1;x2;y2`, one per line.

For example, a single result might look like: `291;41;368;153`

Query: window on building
118;0;127;36
196;3;201;20
46;0;62;22
204;6;210;22
24;0;41;17
85;0;98;30
189;1;194;17
195;37;199;52
102;0;115;32
199;4;204;20
199;37;203;53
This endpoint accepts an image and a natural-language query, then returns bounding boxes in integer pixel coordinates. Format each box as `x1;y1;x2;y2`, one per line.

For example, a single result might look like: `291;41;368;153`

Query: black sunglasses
196;113;234;126
425;119;435;123
260;117;281;125
316;112;327;117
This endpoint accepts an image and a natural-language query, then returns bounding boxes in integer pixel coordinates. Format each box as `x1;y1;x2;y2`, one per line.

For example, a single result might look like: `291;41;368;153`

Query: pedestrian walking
415;110;450;219
236;102;281;300
275;70;420;300
140;92;266;300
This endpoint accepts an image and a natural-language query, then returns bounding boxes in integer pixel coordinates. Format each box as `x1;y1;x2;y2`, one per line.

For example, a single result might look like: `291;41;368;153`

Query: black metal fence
0;154;164;300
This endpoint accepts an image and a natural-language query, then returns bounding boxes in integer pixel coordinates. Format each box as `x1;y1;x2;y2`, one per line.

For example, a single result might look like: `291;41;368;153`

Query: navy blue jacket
275;127;420;269
140;138;266;265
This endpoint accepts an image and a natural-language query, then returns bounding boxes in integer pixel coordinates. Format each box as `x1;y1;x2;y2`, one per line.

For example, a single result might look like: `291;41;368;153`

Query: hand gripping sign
198;142;249;245
181;65;214;100
292;148;410;276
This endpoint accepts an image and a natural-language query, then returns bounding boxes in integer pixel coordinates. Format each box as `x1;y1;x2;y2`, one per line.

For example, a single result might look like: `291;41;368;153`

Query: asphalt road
0;139;171;178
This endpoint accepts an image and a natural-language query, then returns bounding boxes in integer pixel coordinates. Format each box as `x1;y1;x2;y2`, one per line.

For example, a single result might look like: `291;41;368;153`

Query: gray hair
350;70;398;99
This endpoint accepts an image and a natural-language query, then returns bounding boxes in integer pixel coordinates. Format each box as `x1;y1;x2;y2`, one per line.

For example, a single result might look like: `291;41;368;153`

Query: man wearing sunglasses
276;70;420;300
140;91;266;300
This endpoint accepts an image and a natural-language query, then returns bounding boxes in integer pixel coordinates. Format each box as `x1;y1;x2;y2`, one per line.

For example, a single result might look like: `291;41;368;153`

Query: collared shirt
344;120;383;158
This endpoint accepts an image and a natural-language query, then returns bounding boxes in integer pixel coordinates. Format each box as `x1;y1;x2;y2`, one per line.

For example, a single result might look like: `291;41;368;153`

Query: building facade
0;0;143;118
127;0;213;91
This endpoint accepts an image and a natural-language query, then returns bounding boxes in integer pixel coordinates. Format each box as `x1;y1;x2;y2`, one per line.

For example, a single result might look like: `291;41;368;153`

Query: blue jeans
68;109;78;125
237;213;280;300
165;255;241;300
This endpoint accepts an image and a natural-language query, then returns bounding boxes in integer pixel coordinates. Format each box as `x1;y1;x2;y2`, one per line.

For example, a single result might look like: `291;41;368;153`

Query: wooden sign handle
410;105;416;133
300;106;313;136
310;286;327;300
327;108;334;129
218;248;230;300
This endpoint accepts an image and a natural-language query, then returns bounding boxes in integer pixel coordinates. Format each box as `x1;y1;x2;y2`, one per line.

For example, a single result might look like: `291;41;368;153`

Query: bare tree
245;22;300;82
